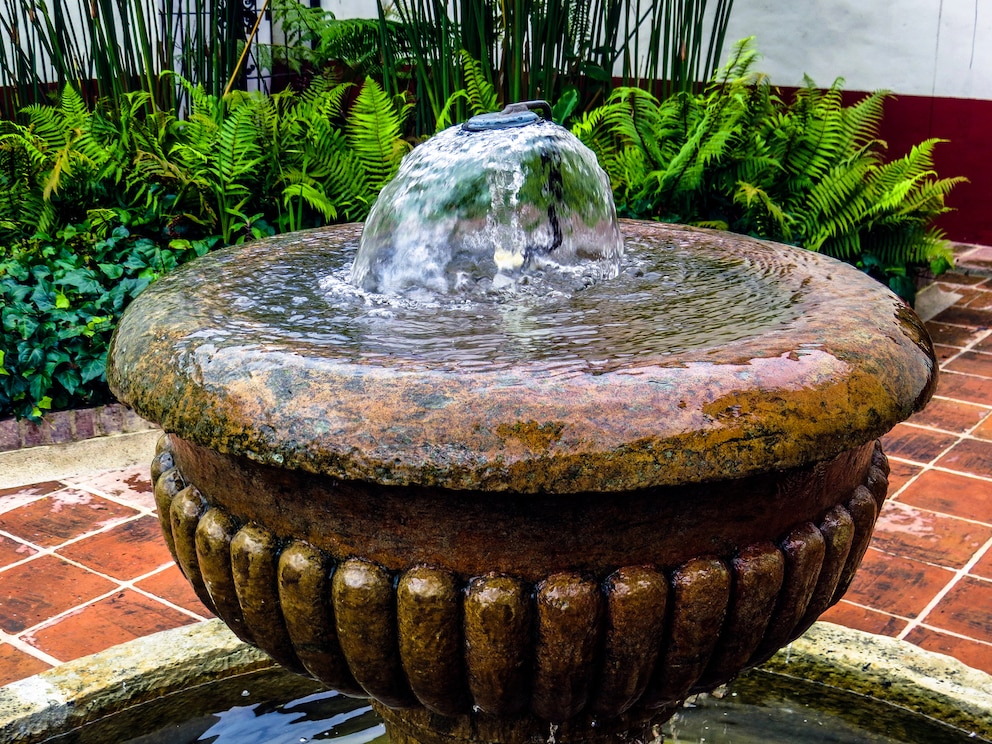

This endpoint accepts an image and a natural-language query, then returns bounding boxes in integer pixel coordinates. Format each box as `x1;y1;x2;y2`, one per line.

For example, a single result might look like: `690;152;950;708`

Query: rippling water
182;228;809;375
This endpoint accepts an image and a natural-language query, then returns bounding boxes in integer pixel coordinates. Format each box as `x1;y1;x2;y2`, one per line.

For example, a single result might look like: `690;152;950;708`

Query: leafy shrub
0;76;414;420
572;39;966;302
0;214;215;420
0;78;413;249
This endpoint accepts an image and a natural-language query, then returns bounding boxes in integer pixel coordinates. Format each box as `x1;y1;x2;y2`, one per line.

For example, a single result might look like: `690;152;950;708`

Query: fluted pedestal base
375;702;678;744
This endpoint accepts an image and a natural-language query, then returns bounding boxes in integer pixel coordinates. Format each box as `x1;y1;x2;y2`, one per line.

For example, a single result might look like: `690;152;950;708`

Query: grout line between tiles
928;393;992;411
876;497;992;531
0;628;63;666
0;504;157;563
914;622;992;649
128;583;213;623
56;478;157;517
830;598;912;627
13;559;204;642
0;490;53;517
897;534;992;642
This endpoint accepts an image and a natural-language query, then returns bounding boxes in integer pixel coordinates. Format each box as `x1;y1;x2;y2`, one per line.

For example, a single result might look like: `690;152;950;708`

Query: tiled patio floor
1;258;991;688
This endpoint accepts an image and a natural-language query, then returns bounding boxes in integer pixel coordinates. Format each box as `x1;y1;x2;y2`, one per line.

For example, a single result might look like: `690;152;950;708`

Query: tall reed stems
376;0;735;131
0;0;255;119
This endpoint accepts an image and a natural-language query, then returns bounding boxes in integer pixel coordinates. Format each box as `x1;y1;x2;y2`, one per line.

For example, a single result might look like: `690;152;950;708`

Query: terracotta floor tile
934;371;992;405
70;465;156;512
932;304;992;328
933;286;987;308
932;344;962;364
843;548;955;619
936;272;989;287
972;413;992;441
936;438;992;479
924;321;987;348
903;626;992;675
0;554;117;633
0;643;52;686
972;548;992;581
943;350;992;378
818;601;907;637
898;469;992;524
135;564;214;617
879;424;958;464
0;481;65;515
0;489;139;548
870;501;992;569
976;333;992;352
25;589;200;661
883;459;923;496
57;515;175;581
0;533;37;568
964;289;992;312
905;398;989;433
922;576;992;644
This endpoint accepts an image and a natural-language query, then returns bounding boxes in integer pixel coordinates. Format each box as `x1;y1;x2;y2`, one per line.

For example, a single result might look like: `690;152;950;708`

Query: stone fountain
106;102;937;744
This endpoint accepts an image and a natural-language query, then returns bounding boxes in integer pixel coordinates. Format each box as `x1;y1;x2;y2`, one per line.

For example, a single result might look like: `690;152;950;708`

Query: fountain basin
106;220;937;742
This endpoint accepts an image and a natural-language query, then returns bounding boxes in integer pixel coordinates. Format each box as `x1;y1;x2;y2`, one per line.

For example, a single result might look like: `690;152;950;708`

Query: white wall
321;0;377;17
722;0;991;99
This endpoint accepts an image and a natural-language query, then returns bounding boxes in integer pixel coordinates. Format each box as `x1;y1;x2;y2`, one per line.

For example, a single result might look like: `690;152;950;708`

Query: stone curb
0;404;156;454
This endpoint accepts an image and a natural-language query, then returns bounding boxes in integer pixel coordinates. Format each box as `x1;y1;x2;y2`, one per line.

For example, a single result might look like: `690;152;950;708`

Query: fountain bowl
104;214;937;742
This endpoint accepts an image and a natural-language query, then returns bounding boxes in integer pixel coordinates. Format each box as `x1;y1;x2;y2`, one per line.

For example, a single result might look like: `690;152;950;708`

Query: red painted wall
870;93;990;246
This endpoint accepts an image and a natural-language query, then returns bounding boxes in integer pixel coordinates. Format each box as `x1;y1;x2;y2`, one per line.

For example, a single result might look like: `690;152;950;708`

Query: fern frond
460;50;498;116
346;78;412;188
734;181;792;240
281;178;338;222
435;90;470;131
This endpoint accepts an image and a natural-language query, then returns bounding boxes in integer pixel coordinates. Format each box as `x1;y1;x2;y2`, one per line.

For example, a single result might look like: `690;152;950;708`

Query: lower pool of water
40;665;982;744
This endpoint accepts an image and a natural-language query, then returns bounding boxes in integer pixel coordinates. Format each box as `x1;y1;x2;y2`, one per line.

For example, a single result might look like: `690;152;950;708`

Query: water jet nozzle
462;100;553;131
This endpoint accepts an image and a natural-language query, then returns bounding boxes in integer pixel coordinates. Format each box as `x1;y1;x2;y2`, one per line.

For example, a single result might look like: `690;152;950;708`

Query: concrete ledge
0;621;273;743
0;428;162;490
763;622;992;740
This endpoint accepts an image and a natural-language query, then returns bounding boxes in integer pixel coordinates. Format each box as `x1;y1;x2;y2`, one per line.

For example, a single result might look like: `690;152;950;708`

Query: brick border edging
0;404;158;453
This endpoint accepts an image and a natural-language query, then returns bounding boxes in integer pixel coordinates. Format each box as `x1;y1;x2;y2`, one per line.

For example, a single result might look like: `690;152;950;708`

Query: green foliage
0;87;166;243
0;214;214;420
131;77;411;239
258;0;402;84
0;76;412;419
573;39;966;302
1;75;412;247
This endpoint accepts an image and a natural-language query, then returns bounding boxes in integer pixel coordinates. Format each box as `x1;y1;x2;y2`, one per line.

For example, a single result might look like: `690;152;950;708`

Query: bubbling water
350;116;624;295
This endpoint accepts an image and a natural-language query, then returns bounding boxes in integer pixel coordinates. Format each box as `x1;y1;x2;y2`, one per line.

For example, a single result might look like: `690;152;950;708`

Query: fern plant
573;39;965;302
0;86;143;240
129;76;412;239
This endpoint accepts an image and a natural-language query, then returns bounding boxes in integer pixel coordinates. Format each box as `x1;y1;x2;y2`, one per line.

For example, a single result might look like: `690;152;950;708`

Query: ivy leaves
0;219;211;420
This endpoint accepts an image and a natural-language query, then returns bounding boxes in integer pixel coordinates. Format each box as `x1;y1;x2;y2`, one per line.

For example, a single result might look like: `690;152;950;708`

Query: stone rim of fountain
1;620;989;742
107;220;937;494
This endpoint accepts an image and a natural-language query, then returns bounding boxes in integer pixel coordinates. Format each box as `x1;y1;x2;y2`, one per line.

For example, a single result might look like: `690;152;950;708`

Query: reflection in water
195;690;384;744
